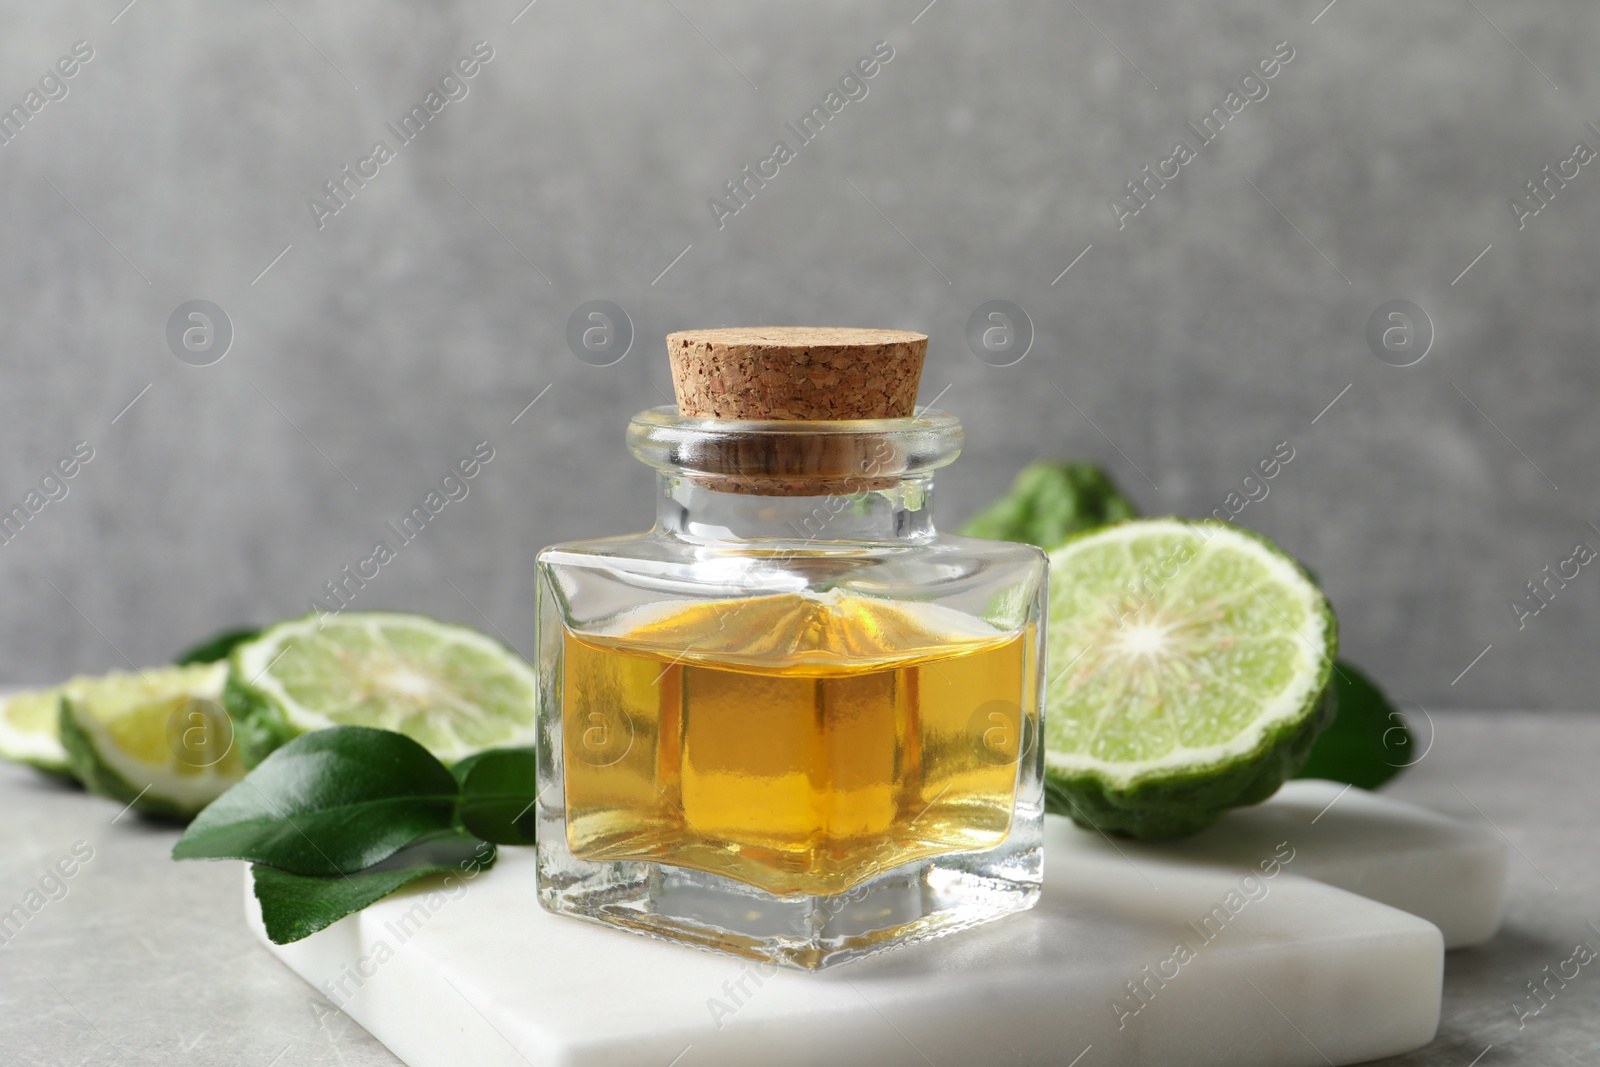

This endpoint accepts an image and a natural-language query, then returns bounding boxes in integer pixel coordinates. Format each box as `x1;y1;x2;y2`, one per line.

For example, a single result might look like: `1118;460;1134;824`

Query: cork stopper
664;327;929;496
667;327;926;421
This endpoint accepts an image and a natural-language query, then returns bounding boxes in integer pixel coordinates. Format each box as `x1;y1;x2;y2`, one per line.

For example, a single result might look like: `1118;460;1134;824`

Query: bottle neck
654;474;937;544
627;405;962;545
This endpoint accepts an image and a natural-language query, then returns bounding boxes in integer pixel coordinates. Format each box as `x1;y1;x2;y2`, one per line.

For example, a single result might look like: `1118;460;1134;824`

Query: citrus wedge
226;612;538;766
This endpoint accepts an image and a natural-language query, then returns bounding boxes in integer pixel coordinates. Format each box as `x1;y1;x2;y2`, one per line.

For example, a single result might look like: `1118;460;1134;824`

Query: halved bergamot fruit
1044;518;1337;839
226;612;538;766
58;663;240;820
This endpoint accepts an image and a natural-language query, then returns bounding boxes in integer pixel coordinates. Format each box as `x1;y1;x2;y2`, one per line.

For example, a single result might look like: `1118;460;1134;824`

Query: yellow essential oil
560;593;1037;896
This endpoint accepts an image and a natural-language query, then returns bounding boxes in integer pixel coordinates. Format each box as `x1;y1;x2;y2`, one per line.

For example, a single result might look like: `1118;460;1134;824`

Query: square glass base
536;816;1043;970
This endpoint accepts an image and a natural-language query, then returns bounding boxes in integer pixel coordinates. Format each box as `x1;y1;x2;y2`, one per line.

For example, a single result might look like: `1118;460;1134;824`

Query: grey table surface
1;710;1595;1067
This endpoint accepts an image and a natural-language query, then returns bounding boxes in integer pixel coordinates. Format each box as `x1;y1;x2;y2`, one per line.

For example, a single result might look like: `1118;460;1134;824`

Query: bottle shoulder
540;530;1045;567
933;532;1049;567
538;530;1046;635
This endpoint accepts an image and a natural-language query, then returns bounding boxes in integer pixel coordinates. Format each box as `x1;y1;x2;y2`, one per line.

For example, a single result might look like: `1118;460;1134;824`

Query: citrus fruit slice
0;682;79;774
58;663;241;820
1044;518;1337;839
226;612;538;766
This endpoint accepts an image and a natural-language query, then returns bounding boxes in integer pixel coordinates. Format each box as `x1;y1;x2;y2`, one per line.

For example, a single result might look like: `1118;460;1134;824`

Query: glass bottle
534;328;1047;969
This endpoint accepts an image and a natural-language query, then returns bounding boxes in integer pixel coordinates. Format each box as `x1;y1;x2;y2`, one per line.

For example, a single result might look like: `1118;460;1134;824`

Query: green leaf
222;668;294;769
1294;660;1412;790
252;829;496;944
173;726;460;875
959;461;1139;549
453;747;539;845
173;626;261;665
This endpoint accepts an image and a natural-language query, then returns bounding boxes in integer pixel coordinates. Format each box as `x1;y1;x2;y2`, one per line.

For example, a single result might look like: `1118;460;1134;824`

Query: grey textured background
0;0;1594;709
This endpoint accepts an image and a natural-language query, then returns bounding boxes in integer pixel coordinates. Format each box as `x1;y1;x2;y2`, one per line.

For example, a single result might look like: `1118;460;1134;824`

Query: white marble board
248;780;1507;1067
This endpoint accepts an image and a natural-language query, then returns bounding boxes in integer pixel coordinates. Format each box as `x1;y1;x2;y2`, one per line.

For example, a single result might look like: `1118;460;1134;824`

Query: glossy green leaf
454;747;539;845
1295;660;1412;790
173;726;459;875
173;626;261;665
252;829;496;944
